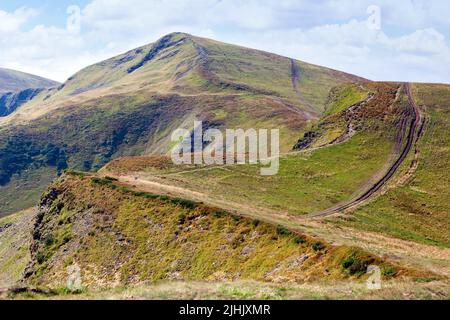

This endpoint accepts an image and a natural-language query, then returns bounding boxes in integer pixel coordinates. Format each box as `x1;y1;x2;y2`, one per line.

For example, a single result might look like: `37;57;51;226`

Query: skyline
0;0;449;83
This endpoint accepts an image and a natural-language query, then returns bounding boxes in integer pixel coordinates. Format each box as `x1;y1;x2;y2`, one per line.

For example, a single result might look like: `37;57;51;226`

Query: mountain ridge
0;67;59;94
0;32;367;126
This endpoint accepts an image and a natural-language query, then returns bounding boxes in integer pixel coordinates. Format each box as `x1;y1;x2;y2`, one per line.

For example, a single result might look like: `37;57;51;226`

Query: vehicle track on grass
304;83;423;218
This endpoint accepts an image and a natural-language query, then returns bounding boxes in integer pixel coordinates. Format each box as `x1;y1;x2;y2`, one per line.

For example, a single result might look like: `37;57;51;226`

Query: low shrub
276;225;291;237
312;241;325;251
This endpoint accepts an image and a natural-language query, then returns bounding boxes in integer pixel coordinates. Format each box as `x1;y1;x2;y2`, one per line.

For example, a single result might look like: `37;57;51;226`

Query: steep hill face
0;208;35;288
0;88;44;117
0;32;368;216
21;172;414;289
0;68;59;94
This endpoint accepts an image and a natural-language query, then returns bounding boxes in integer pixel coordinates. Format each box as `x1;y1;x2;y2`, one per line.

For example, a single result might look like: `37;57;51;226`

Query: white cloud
0;7;37;34
385;28;447;54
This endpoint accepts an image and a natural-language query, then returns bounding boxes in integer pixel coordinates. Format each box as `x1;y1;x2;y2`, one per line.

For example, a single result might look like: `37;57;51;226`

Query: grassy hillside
5;279;450;300
96;81;450;275
22;172;418;290
4;32;364;126
0;33;368;215
0;68;59;94
104;132;393;216
330;83;450;247
324;83;370;117
101;82;406;216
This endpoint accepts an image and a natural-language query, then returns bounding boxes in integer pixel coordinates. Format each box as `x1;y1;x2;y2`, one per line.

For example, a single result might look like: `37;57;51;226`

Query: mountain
0;33;448;299
0;32;367;216
0;68;59;94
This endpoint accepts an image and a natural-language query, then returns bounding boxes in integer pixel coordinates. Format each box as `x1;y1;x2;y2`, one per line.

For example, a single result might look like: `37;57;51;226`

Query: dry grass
4;279;449;300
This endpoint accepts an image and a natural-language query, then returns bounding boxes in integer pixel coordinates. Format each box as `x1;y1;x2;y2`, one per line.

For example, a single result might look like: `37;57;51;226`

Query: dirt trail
116;175;284;223
305;83;423;217
290;59;300;92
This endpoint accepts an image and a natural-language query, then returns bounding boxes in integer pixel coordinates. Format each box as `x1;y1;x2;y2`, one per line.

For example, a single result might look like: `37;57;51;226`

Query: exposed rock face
0;88;44;117
293;131;317;150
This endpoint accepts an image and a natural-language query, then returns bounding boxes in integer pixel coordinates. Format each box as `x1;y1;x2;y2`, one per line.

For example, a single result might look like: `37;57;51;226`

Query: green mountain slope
12;33;364;117
0;32;368;216
0;208;35;288
21;172;417;289
99;83;449;251
101;81;406;216
0;34;448;299
95;82;449;282
331;83;450;247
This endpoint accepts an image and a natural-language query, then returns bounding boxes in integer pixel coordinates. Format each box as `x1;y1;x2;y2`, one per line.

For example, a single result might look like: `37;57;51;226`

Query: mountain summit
3;32;366;123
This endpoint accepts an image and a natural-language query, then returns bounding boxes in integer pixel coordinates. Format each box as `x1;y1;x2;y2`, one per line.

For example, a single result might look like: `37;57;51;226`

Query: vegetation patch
333;83;450;247
22;173;412;288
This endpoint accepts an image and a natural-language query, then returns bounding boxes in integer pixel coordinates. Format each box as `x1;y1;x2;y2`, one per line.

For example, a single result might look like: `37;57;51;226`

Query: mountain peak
127;32;193;74
2;34;367;126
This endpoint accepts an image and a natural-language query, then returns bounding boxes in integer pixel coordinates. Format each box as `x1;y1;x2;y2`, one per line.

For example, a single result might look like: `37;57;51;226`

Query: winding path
305;83;423;217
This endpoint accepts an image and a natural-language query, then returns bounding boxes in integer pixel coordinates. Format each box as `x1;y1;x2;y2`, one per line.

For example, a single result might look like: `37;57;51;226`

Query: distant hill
0;68;59;94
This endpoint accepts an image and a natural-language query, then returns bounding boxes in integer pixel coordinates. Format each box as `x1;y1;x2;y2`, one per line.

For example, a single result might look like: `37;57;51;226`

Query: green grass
198;36;362;113
151;131;395;215
324;84;369;116
0;209;35;288
6;279;448;300
0;167;56;217
23;174;404;289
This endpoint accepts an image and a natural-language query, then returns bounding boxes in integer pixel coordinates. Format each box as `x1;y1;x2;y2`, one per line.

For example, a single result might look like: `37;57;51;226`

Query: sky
0;0;449;83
